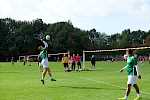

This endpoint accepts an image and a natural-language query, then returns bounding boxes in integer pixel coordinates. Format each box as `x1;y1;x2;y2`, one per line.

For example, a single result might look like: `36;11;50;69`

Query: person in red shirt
68;54;72;71
71;54;76;71
76;54;81;71
148;55;150;64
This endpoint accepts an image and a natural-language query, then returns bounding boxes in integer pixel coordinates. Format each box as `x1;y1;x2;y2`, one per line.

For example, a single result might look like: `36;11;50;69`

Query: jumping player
38;39;56;85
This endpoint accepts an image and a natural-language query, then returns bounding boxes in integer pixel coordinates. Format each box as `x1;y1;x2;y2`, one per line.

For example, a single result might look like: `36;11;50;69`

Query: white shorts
127;75;138;85
41;58;49;68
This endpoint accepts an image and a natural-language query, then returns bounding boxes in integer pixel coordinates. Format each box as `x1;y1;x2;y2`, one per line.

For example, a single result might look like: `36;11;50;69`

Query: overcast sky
0;0;150;34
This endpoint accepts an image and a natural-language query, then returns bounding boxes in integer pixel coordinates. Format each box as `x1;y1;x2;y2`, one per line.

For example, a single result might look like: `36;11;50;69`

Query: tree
120;29;130;48
0;18;150;59
110;33;121;48
129;30;146;47
0;19;9;56
144;34;150;46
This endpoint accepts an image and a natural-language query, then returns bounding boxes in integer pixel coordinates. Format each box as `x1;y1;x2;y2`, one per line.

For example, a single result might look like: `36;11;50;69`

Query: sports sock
137;93;141;97
124;95;128;100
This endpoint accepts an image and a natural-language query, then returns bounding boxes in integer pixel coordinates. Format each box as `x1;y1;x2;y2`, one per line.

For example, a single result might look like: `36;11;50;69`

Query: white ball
46;35;50;40
124;54;128;60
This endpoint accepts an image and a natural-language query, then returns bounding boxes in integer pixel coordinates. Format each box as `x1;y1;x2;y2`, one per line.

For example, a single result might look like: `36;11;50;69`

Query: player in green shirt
118;49;141;100
38;39;56;85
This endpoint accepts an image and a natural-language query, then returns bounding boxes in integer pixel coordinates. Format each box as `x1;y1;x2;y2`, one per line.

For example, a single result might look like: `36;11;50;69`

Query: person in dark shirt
91;55;96;70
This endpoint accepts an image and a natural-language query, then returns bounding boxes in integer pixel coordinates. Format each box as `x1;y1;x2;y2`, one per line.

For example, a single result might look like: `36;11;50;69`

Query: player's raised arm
41;39;48;49
120;54;128;72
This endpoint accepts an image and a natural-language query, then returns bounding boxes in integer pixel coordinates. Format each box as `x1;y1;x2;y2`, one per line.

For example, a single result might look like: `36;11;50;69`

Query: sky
0;0;150;34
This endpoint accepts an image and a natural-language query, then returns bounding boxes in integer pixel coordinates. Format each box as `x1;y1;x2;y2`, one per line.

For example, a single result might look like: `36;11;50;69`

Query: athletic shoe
51;78;56;81
134;96;142;100
41;79;44;85
117;97;127;100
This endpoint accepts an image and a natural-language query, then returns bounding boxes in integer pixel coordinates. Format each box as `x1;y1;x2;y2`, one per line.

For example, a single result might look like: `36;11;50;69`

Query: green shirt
39;48;48;60
126;56;137;76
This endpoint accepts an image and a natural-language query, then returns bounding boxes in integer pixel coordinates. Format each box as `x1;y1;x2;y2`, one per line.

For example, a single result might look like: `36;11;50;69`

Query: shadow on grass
74;68;105;72
48;85;125;91
59;86;103;90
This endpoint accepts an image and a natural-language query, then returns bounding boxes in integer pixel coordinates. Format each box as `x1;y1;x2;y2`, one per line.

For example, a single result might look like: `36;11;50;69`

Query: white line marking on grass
81;77;150;96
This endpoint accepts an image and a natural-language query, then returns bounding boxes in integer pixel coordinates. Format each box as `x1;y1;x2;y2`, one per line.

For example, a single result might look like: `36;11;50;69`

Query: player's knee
133;84;139;88
127;84;132;89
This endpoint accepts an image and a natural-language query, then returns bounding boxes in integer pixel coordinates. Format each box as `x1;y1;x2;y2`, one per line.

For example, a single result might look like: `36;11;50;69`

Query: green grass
0;61;150;100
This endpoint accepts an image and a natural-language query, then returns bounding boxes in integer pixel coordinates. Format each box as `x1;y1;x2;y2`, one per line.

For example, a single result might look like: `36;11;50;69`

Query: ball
123;54;128;60
46;35;50;40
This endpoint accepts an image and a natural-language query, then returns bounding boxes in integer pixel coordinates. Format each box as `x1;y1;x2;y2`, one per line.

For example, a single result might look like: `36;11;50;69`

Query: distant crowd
61;54;82;72
98;55;150;62
61;54;96;72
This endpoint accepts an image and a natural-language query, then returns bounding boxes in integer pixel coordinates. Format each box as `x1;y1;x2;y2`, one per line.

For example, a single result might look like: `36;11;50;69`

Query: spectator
71;54;76;71
62;54;69;72
76;54;82;71
91;55;96;70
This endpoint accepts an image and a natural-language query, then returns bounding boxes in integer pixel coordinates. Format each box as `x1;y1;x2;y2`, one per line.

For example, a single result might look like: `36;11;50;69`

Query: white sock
124;96;128;100
137;93;141;97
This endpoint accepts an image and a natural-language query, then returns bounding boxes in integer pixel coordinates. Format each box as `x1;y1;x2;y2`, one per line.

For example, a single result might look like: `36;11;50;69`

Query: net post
19;56;21;62
82;51;85;70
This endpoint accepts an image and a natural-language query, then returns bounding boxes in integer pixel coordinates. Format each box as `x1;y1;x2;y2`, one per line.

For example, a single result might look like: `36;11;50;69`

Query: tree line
0;18;150;58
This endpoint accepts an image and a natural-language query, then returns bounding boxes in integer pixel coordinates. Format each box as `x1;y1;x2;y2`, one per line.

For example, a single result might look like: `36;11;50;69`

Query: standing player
38;39;56;85
62;54;69;72
27;56;31;66
91;55;96;70
71;54;76;71
118;49;141;100
11;57;14;64
68;54;72;71
76;54;82;71
149;54;150;64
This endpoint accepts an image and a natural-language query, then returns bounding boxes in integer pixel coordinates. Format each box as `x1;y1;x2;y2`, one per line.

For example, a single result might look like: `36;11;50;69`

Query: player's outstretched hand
138;75;141;79
120;69;124;73
40;39;43;41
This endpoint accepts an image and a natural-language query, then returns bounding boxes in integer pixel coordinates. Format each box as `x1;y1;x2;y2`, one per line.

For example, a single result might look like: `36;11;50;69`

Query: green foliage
0;18;150;58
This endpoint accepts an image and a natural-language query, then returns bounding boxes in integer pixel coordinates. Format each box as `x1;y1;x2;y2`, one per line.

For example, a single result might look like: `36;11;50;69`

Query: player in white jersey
118;49;141;100
38;39;56;85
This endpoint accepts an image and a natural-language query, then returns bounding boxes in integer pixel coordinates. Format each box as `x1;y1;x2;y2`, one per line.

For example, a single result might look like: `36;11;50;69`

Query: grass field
0;61;150;100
